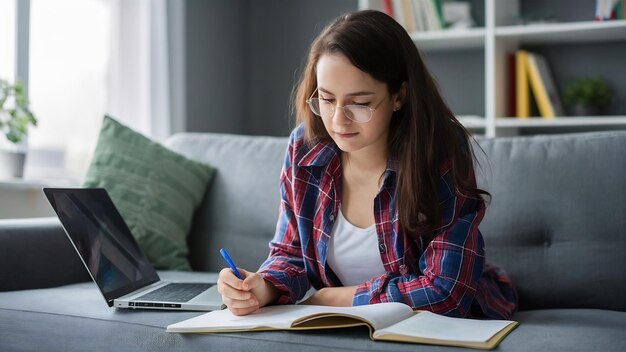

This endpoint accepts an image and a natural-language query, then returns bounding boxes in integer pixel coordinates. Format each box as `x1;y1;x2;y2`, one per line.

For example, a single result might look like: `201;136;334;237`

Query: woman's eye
353;102;370;106
321;98;335;103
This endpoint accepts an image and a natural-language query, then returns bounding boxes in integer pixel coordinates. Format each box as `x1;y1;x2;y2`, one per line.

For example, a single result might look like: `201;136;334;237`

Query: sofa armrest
0;217;90;291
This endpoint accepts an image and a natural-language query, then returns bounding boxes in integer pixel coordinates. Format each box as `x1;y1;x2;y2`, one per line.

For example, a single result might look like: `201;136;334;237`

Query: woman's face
315;53;402;156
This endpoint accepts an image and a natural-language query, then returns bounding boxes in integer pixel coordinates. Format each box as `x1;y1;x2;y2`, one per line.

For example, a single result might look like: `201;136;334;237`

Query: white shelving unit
359;0;626;137
410;27;486;50
494;19;626;43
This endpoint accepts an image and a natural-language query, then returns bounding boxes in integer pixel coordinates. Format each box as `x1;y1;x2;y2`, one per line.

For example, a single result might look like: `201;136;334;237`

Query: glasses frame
306;88;386;123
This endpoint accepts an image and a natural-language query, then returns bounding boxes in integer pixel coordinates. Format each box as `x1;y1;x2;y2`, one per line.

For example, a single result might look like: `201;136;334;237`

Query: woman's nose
331;106;351;124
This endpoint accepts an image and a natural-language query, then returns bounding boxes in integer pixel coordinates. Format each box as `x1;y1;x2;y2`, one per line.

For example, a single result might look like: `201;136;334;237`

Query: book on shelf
167;302;519;350
526;52;565;118
513;50;564;119
382;0;393;17
401;0;417;33
410;0;426;32
387;0;444;32
506;52;517;117
595;0;626;20
515;50;530;118
391;0;408;29
421;0;444;31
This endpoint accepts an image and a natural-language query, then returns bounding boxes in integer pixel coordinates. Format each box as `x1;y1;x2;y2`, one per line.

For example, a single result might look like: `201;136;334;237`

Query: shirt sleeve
352;173;486;318
256;133;310;304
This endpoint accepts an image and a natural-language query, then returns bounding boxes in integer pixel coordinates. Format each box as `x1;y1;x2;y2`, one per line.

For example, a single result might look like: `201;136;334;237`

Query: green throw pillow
82;115;214;270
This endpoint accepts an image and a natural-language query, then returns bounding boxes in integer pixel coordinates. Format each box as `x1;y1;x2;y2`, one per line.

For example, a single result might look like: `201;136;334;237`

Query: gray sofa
1;130;625;351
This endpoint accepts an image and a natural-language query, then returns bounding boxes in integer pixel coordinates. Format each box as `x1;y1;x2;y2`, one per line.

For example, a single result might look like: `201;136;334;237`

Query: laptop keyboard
135;283;214;303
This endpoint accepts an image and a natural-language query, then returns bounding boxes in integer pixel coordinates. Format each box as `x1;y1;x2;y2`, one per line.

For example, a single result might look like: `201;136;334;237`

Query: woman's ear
392;81;408;111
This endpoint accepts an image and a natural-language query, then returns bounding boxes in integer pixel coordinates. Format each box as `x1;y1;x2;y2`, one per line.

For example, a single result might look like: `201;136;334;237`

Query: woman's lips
334;131;358;138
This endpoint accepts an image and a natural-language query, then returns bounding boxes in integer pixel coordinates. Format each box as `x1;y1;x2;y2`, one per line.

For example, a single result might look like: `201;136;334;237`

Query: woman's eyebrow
318;87;376;96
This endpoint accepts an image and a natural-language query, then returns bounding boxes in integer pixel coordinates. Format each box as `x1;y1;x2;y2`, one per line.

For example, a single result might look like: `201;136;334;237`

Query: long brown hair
293;10;490;238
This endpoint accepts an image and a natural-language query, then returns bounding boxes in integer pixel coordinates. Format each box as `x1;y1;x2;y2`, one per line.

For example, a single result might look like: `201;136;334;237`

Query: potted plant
563;77;613;116
0;78;37;178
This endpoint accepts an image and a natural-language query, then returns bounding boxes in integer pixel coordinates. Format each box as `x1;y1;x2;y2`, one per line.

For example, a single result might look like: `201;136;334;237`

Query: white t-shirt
326;209;386;286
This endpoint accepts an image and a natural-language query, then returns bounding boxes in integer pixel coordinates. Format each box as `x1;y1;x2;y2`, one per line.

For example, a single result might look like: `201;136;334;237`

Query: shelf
0;177;78;190
496;116;626;128
360;0;626;138
410;28;485;51
495;20;626;45
459;115;487;129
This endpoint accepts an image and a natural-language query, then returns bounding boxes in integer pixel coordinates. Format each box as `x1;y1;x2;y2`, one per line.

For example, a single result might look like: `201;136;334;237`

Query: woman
217;10;517;319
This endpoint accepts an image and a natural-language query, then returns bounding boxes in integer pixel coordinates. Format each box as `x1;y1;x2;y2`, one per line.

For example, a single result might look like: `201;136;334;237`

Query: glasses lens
345;105;372;123
308;98;372;123
307;99;321;116
309;98;334;118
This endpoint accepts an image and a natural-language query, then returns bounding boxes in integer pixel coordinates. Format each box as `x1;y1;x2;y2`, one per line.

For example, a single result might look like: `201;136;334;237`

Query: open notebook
167;302;518;350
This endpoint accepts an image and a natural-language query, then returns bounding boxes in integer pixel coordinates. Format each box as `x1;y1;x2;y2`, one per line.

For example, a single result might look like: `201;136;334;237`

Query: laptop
43;187;224;311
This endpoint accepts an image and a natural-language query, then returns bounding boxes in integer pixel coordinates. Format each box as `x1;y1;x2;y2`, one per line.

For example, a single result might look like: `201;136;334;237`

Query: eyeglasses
306;88;385;123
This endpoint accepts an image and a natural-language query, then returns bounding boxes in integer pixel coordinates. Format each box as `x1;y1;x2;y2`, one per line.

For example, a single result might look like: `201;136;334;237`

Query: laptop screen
44;188;160;306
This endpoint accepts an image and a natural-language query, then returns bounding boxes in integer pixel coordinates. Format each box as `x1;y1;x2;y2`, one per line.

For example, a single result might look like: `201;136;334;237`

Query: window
3;0;173;182
28;0;111;179
0;0;16;82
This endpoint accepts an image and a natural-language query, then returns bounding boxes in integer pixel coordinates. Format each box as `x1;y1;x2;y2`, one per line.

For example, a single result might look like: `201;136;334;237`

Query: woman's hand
217;267;279;316
300;286;357;306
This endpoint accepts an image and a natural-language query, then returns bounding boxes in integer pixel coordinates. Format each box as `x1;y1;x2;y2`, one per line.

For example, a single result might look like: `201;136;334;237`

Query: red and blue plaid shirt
258;125;517;319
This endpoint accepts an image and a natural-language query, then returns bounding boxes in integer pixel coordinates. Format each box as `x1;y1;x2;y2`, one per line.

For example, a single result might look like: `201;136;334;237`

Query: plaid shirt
258;125;517;319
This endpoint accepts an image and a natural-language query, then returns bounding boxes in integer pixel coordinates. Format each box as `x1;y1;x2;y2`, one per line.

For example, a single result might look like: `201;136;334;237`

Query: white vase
0;150;26;178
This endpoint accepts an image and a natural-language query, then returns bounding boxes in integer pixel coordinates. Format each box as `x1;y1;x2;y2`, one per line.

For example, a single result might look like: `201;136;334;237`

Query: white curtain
107;0;171;141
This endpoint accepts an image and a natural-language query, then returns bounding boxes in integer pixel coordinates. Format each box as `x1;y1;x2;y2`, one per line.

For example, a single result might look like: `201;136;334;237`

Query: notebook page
168;305;327;332
167;302;414;333
373;311;514;343
294;302;414;330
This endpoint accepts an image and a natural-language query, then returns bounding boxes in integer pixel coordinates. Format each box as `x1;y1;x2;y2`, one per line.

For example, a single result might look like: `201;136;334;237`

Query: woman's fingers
222;295;259;309
228;305;260;316
240;269;264;291
218;267;244;290
217;267;249;300
218;280;252;300
217;267;261;315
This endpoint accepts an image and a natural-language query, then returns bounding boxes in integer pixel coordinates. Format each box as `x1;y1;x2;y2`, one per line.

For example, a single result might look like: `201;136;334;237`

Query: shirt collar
385;158;398;173
298;139;340;167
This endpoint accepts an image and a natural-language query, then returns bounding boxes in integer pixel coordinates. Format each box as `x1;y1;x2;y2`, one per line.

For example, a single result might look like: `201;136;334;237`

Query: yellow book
516;50;530;118
527;52;564;119
400;0;417;33
167;302;519;350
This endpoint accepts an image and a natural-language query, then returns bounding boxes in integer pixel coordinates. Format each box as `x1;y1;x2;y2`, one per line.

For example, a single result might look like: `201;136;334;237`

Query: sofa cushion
165;130;626;312
0;271;624;352
473;131;626;311
0;217;90;291
82;116;214;270
165;133;287;272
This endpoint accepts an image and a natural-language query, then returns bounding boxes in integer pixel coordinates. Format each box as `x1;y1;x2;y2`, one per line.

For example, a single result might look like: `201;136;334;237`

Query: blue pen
220;248;243;280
